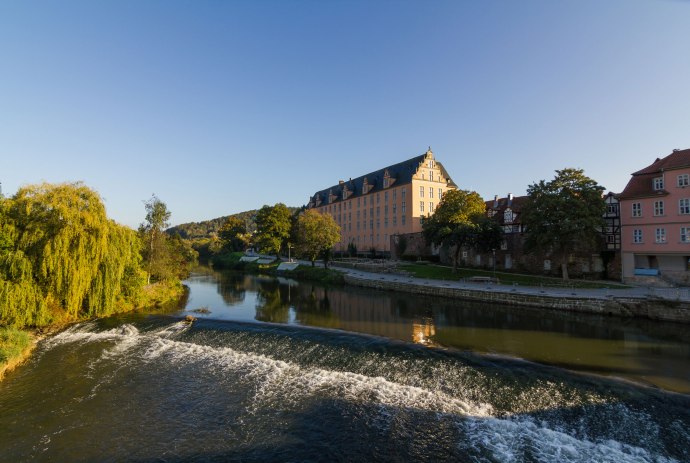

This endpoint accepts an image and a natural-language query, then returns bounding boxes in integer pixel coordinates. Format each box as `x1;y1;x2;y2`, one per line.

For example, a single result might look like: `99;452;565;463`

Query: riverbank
0;327;33;379
0;280;186;381
211;252;345;284
330;266;690;323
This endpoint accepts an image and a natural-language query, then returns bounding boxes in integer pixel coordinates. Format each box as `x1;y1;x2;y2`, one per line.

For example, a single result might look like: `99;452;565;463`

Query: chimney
493;195;499;208
339;180;344;185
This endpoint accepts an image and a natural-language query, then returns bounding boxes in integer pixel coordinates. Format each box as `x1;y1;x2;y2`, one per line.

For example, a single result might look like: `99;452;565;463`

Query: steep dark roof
485;195;528;225
619;148;690;200
308;151;456;206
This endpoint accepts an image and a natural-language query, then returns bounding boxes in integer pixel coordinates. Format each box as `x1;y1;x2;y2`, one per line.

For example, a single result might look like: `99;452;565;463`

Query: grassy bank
398;263;630;289
0;327;33;379
0;279;186;381
212;252;345;284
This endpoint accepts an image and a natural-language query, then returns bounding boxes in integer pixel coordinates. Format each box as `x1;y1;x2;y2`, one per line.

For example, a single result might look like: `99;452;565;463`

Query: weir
1;270;689;462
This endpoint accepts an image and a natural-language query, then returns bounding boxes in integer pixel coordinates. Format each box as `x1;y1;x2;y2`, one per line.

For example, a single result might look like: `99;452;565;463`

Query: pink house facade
619;148;690;284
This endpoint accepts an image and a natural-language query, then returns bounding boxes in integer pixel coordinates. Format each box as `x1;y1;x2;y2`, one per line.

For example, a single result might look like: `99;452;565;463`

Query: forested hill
166;207;300;240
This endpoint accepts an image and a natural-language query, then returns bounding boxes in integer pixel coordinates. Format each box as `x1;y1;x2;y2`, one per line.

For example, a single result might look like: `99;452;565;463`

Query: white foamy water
40;321;684;463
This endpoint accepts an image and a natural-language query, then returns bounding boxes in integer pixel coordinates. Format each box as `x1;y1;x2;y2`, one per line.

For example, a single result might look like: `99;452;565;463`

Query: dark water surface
1;269;689;462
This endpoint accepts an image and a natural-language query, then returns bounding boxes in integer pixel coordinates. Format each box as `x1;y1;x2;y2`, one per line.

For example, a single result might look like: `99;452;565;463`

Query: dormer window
654;177;664;190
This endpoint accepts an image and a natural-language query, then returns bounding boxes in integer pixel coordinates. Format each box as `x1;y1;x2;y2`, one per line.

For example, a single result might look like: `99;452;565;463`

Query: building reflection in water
412;317;437;346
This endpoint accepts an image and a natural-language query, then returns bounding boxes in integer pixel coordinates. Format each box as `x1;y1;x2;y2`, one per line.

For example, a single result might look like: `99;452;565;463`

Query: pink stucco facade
619;149;690;283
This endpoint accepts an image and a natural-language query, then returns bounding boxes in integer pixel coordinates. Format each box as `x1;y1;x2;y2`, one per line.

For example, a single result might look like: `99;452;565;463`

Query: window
393;190;397;201
393;215;397;226
656;228;667;243
679;174;689;187
402;215;406;225
654;200;664;216
384;218;388;228
377;193;380;204
429;202;434;212
439;189;443;200
682;227;690;243
633;229;642;243
402;189;406;200
500;240;508;250
384;191;388;203
606;203;619;214
401;201;406;214
429;171;434;182
680;199;690;215
654;177;664;190
632;202;641;217
429;187;434;198
363;197;367;206
420;186;424;198
376;206;380;217
420;201;425;212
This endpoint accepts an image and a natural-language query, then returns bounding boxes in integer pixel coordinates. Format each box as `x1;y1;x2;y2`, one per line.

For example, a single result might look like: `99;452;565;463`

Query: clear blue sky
2;0;689;228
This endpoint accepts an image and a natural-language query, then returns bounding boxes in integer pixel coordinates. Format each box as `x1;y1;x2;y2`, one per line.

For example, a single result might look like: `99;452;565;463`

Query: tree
218;216;250;252
0;182;144;327
422;189;486;271
521;168;605;280
254;203;292;256
295;210;341;267
139;195;173;283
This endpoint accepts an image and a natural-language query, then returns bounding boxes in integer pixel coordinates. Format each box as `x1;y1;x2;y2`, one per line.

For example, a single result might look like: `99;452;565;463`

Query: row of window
631;199;690;217
335;215;409;232
350;234;390;245
653;173;690;190
419;187;444;199
632;227;690;244
320;189;408;213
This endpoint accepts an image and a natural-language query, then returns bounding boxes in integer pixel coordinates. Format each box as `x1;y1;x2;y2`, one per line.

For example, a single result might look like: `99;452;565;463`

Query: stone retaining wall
343;274;690;323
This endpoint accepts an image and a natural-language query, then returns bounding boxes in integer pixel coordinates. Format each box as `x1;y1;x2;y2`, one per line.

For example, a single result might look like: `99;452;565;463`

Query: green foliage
255;203;292;256
295;210;341;267
0;182;146;328
166;207;300;240
0;327;32;373
218;216;250;252
522;168;606;279
422;189;487;270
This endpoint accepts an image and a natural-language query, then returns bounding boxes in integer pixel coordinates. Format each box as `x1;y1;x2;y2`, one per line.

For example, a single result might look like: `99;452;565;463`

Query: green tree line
0;183;195;329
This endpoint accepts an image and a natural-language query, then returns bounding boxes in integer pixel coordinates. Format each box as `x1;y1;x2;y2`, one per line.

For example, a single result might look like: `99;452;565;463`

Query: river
0;268;689;462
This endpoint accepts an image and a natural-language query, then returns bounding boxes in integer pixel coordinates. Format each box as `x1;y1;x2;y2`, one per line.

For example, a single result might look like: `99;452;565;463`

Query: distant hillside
166;207;300;240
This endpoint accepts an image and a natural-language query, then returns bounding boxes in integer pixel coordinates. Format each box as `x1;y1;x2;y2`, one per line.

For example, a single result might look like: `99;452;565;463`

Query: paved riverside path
293;259;667;301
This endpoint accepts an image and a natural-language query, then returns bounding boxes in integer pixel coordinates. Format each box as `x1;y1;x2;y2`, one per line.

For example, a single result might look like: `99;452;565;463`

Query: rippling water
0;270;689;462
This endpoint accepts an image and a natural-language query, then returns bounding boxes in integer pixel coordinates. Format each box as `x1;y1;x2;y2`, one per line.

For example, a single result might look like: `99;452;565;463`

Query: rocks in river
192;307;211;314
184;315;197;323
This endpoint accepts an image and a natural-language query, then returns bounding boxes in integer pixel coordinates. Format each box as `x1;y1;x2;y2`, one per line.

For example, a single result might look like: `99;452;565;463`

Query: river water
1;268;689;462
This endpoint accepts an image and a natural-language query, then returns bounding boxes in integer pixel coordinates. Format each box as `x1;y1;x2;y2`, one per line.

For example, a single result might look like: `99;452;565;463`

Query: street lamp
492;248;496;280
287;242;293;262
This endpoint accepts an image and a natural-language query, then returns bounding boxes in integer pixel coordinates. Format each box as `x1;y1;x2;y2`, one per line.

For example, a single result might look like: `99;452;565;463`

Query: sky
1;0;689;229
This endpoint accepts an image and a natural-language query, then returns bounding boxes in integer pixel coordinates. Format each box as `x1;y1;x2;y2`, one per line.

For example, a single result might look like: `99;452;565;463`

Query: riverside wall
342;274;690;324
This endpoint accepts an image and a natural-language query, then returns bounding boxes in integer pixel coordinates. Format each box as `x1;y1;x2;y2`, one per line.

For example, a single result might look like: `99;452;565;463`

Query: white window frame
633;229;642;243
656;228;666;243
678;174;689;187
681;227;690;243
632;202;641;217
681;198;690;215
654;177;664;190
654;200;664;216
420;186;424;198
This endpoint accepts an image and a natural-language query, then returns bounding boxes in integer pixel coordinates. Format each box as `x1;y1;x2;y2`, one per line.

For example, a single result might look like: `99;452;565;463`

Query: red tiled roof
632;148;690;175
619;148;690;200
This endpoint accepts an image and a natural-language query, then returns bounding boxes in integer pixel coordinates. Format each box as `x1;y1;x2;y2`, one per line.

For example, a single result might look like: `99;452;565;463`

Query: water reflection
183;269;690;393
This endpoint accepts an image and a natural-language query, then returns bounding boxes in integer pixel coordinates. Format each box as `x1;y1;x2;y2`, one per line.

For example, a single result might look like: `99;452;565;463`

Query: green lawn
398;263;630;289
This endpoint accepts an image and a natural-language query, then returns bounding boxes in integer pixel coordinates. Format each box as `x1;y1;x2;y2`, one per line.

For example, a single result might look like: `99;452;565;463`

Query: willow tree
0;182;145;327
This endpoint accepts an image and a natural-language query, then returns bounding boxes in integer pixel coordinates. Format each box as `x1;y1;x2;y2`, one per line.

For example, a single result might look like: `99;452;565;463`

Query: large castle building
306;149;457;255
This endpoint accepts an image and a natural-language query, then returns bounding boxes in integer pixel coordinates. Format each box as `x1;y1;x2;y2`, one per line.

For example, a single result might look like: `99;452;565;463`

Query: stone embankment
341;272;690;324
